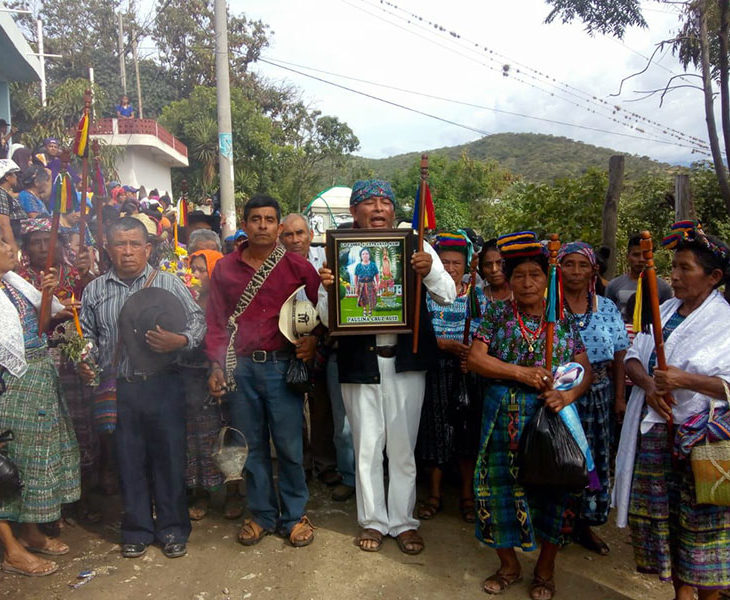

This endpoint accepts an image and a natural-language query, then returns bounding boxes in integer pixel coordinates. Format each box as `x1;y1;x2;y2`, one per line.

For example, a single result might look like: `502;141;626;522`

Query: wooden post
412;155;428;354
601;155;624;279
674;174;696;220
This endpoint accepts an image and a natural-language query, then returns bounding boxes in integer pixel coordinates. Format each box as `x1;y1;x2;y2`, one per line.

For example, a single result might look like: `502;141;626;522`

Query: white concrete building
0;12;41;124
90;118;188;194
304;185;353;244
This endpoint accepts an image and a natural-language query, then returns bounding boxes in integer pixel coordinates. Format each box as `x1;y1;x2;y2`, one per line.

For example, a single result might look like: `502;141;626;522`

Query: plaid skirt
474;383;578;551
58;360;99;479
0;349;81;522
629;423;730;589
575;369;612;525
183;368;224;490
417;356;483;465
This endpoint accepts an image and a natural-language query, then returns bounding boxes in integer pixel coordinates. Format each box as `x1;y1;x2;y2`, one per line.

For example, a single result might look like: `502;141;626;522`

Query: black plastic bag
286;358;311;394
517;405;587;490
0;430;22;499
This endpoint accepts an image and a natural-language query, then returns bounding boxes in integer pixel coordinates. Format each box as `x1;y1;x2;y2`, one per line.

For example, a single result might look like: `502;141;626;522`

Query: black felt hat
118;287;186;373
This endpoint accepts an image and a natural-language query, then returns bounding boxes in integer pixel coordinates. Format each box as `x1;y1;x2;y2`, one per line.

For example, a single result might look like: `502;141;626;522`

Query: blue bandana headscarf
350;179;396;208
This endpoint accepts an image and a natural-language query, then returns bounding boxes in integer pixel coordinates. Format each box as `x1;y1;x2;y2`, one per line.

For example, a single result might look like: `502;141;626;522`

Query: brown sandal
237;519;271;546
460;497;476;523
416;496;442;520
529;574;556;600
289;516;315;548
482;570;522;594
356;528;383;552
396;529;424;555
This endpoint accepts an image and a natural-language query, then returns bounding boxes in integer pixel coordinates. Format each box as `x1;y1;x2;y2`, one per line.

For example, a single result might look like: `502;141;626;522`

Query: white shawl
0;271;64;377
613;289;730;527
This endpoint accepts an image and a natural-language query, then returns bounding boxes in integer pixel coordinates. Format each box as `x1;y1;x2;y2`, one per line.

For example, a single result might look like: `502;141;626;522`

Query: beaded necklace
564;291;594;331
511;300;546;352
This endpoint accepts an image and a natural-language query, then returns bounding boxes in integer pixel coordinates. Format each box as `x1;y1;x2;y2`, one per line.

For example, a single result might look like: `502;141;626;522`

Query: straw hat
278;285;320;343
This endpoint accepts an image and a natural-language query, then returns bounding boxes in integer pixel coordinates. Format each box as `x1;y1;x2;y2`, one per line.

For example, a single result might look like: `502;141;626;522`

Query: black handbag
0;430;22;498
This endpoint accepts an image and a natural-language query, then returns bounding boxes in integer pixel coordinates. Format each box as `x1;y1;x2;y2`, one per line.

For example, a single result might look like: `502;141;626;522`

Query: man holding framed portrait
319;179;456;555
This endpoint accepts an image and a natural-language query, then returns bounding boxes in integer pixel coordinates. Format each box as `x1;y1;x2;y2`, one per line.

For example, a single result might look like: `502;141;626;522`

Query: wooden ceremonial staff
412;154;428;354
91;139;106;273
544;233;561;369
77;89;92;253
639;230;674;437
463;249;480;345
39;149;72;334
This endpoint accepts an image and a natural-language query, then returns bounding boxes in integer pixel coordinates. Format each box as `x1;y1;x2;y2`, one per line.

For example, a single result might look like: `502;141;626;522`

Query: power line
258;57;708;153
343;0;709;153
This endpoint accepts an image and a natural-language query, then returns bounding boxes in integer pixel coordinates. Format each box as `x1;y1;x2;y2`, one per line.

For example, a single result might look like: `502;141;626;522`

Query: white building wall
115;147;173;197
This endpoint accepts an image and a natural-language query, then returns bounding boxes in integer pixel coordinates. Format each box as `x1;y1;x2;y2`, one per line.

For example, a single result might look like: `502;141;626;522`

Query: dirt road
1;481;671;600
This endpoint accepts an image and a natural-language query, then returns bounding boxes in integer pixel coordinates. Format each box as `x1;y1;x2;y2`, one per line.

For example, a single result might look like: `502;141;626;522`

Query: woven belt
243;349;293;363
376;346;397;358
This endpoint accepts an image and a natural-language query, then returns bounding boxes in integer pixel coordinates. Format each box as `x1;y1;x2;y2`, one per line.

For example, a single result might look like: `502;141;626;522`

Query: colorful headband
350;179;396;208
497;231;546;259
661;220;730;266
435;231;470;262
20;217;52;235
557;240;596;266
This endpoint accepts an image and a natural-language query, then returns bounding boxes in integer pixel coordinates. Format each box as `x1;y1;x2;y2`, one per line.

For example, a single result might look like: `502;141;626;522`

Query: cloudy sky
227;0;706;165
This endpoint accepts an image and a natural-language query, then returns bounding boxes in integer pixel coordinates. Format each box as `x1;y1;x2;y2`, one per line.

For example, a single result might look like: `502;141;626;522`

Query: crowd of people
0;169;728;600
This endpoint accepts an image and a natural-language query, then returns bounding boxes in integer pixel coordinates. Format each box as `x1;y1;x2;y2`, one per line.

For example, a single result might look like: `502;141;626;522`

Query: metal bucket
211;426;248;483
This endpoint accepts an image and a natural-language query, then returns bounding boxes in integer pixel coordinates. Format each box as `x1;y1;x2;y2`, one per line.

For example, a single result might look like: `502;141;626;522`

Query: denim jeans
228;356;307;533
327;354;355;487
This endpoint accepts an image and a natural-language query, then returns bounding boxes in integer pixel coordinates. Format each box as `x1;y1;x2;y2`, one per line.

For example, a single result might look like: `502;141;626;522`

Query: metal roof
0;12;41;82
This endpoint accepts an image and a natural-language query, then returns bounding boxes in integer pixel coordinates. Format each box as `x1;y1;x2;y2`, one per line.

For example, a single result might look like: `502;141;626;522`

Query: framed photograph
326;229;415;336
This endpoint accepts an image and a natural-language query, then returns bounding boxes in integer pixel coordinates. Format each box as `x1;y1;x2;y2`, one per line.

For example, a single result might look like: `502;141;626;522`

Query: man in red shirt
207;195;320;548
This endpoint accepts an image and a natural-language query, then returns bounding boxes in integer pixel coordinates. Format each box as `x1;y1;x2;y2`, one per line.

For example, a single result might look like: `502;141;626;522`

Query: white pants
340;356;426;537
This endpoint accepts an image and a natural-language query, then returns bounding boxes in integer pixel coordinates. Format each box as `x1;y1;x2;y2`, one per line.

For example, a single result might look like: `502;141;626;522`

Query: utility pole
131;37;143;118
117;13;127;94
32;19;61;108
214;0;235;236
601;155;624;279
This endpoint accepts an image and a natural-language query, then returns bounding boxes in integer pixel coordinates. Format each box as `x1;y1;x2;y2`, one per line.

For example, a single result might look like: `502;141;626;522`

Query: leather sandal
289;516;315;548
529;574;556;600
1;559;58;577
482;570;523;595
356;528;383;552
459;497;476;523
415;496;442;520
396;529;424;555
18;538;69;556
237;519;271;546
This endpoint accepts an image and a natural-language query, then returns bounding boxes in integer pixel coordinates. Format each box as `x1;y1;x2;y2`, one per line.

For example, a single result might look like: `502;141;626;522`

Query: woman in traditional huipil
558;241;628;555
354;248;379;317
0;233;80;576
466;231;591;600
614;222;730;600
416;231;487;523
479;238;511;303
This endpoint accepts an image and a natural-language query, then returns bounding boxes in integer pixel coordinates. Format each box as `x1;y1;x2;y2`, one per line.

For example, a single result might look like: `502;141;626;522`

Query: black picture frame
326;229;415;336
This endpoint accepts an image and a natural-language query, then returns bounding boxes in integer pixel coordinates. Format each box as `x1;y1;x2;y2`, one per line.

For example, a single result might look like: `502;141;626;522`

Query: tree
544;0;730;213
152;0;270;98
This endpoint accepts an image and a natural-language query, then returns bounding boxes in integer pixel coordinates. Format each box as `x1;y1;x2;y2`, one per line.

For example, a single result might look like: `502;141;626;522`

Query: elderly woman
185;249;243;520
0;234;80;576
16;218;97;521
416;231;487;523
479;238;511;302
466;231;591;600
614;222;730;600
558;241;629;555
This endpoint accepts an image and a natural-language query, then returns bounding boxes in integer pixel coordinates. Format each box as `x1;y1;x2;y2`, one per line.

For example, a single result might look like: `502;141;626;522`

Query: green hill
357;132;670;182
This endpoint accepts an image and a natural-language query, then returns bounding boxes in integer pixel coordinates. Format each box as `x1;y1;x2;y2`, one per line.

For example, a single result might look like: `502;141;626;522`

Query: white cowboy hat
0;159;20;181
278;285;320;343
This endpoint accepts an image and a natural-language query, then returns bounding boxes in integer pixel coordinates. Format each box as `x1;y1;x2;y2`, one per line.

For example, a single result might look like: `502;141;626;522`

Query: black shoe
162;542;187;558
331;483;355;501
121;543;147;558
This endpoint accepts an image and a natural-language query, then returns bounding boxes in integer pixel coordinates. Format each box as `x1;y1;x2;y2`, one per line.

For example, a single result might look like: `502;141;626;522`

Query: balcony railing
90;118;188;158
